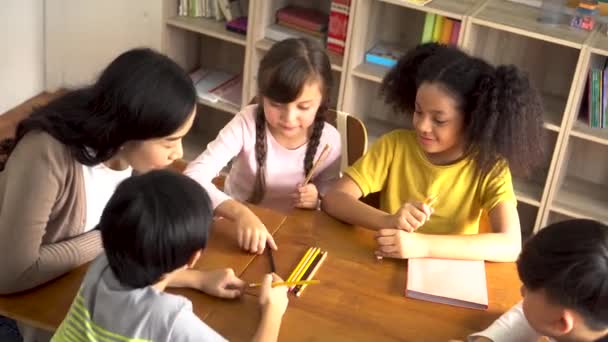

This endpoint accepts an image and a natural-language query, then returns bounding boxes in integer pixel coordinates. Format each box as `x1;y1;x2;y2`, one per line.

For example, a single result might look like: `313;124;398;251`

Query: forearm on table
418;232;521;262
215;199;254;222
322;191;389;230
252;308;282;342
0;230;102;294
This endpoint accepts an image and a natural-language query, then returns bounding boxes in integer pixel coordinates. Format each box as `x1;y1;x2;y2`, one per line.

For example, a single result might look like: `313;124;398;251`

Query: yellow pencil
286;247;315;282
248;280;320;288
295;251;328;297
424;194;439;207
291;248;321;290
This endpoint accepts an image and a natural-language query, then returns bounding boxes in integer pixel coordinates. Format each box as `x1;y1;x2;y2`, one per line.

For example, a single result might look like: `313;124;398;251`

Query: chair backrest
331;110;368;170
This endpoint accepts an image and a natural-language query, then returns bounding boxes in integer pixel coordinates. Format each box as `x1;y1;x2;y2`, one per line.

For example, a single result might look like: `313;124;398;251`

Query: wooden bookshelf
160;0;608;231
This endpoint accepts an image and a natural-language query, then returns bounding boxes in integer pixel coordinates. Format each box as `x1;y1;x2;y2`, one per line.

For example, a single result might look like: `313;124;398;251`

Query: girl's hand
385;201;433;232
374;229;428;259
198;268;246;299
292;183;319;209
237;210;277;254
259;273;289;317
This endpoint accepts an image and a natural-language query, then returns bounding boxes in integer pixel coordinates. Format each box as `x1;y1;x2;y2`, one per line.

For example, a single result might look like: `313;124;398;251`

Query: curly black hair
381;43;544;177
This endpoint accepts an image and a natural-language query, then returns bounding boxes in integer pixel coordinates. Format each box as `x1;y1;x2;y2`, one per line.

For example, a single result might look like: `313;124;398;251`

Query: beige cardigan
0;131;101;294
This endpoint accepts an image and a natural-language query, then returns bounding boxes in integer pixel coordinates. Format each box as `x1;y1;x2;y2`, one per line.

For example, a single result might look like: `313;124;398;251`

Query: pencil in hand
248;280;320;288
302;144;330;185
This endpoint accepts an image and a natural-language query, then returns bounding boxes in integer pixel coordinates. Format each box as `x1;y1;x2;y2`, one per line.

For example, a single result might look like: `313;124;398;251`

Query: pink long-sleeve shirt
185;105;342;212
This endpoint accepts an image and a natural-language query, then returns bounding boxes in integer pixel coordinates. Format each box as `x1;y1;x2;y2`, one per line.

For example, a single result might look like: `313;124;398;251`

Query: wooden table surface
211;209;523;342
0;207;522;341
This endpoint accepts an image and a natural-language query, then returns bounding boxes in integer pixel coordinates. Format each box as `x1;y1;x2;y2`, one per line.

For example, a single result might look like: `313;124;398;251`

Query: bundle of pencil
285;247;328;297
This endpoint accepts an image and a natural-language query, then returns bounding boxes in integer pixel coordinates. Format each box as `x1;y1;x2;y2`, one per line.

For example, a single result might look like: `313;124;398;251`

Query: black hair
517;219;608;330
381;43;544;177
0;48;196;169
99;170;213;288
249;38;333;203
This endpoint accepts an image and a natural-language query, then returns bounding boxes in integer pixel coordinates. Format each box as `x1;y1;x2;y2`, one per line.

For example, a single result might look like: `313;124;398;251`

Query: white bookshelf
161;0;608;232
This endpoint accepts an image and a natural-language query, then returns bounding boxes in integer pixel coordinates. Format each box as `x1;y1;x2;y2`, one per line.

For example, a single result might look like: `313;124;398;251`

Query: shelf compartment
551;177;608;224
254;38;344;72
378;0;476;20
166;16;247;46
513;177;544;207
471;0;590;49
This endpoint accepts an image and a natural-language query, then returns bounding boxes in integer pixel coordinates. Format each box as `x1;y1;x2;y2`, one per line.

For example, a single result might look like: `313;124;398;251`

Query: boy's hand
199;268;246;299
237;210;277;254
292;183;319;209
374;229;428;259
259;273;288;317
385;201;433;232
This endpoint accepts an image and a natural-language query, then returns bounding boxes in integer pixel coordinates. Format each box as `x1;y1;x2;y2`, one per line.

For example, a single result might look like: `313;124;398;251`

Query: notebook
405;258;488;310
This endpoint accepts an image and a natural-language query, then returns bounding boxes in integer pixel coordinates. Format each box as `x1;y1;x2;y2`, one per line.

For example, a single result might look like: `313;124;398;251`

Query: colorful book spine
421;13;436;43
440;18;454;44
432;15;444;42
327;0;351;55
450;20;461;45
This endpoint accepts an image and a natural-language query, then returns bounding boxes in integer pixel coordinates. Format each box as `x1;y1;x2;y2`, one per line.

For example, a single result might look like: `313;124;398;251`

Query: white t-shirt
469;301;550;342
82;163;132;231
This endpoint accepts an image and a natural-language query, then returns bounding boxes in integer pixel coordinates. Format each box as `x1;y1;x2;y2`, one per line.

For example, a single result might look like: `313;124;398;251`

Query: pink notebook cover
406;258;488;310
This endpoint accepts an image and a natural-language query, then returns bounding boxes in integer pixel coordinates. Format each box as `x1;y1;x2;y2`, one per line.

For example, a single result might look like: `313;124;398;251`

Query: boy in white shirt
468;219;608;342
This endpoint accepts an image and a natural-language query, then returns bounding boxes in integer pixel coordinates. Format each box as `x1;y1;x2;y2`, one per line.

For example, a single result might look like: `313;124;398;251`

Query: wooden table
0;205;286;331
206;209;523;342
0;207;522;341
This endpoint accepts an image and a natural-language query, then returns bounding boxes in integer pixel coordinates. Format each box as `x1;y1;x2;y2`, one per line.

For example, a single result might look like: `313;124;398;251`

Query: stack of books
421;13;461;45
585;63;608;129
265;5;328;47
365;42;407;68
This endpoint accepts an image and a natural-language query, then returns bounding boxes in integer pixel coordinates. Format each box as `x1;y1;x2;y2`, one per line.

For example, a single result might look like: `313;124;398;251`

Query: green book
421;13;436;43
432;15;444;43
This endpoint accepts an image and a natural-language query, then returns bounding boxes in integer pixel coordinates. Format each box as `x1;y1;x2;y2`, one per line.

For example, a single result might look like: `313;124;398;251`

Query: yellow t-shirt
345;130;516;235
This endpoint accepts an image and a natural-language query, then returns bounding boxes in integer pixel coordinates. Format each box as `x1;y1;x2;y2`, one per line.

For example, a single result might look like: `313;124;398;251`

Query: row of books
264;1;352;56
586;65;608;128
421;13;461;45
190;68;243;108
178;0;247;35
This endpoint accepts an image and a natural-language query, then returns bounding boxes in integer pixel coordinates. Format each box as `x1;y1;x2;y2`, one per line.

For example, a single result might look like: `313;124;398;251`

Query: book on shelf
587;58;608;128
365;42;407;68
265;24;325;46
277;19;325;38
178;0;226;20
420;13;460;45
276;6;328;33
190;68;242;108
226;16;247;35
327;0;351;56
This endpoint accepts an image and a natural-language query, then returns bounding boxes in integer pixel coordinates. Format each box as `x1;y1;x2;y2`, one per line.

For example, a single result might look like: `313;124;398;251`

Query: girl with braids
185;38;341;254
322;43;544;262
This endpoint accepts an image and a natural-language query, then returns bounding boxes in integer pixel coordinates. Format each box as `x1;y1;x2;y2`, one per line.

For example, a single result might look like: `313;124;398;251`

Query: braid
248;106;268;204
303;106;326;178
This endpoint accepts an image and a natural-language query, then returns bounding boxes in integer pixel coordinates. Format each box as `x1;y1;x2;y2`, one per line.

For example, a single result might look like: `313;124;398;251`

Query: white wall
45;0;163;90
0;0;44;114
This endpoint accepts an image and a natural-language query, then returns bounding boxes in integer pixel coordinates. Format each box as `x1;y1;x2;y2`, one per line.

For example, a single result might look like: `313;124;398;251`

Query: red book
327;0;351;55
276;6;328;33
